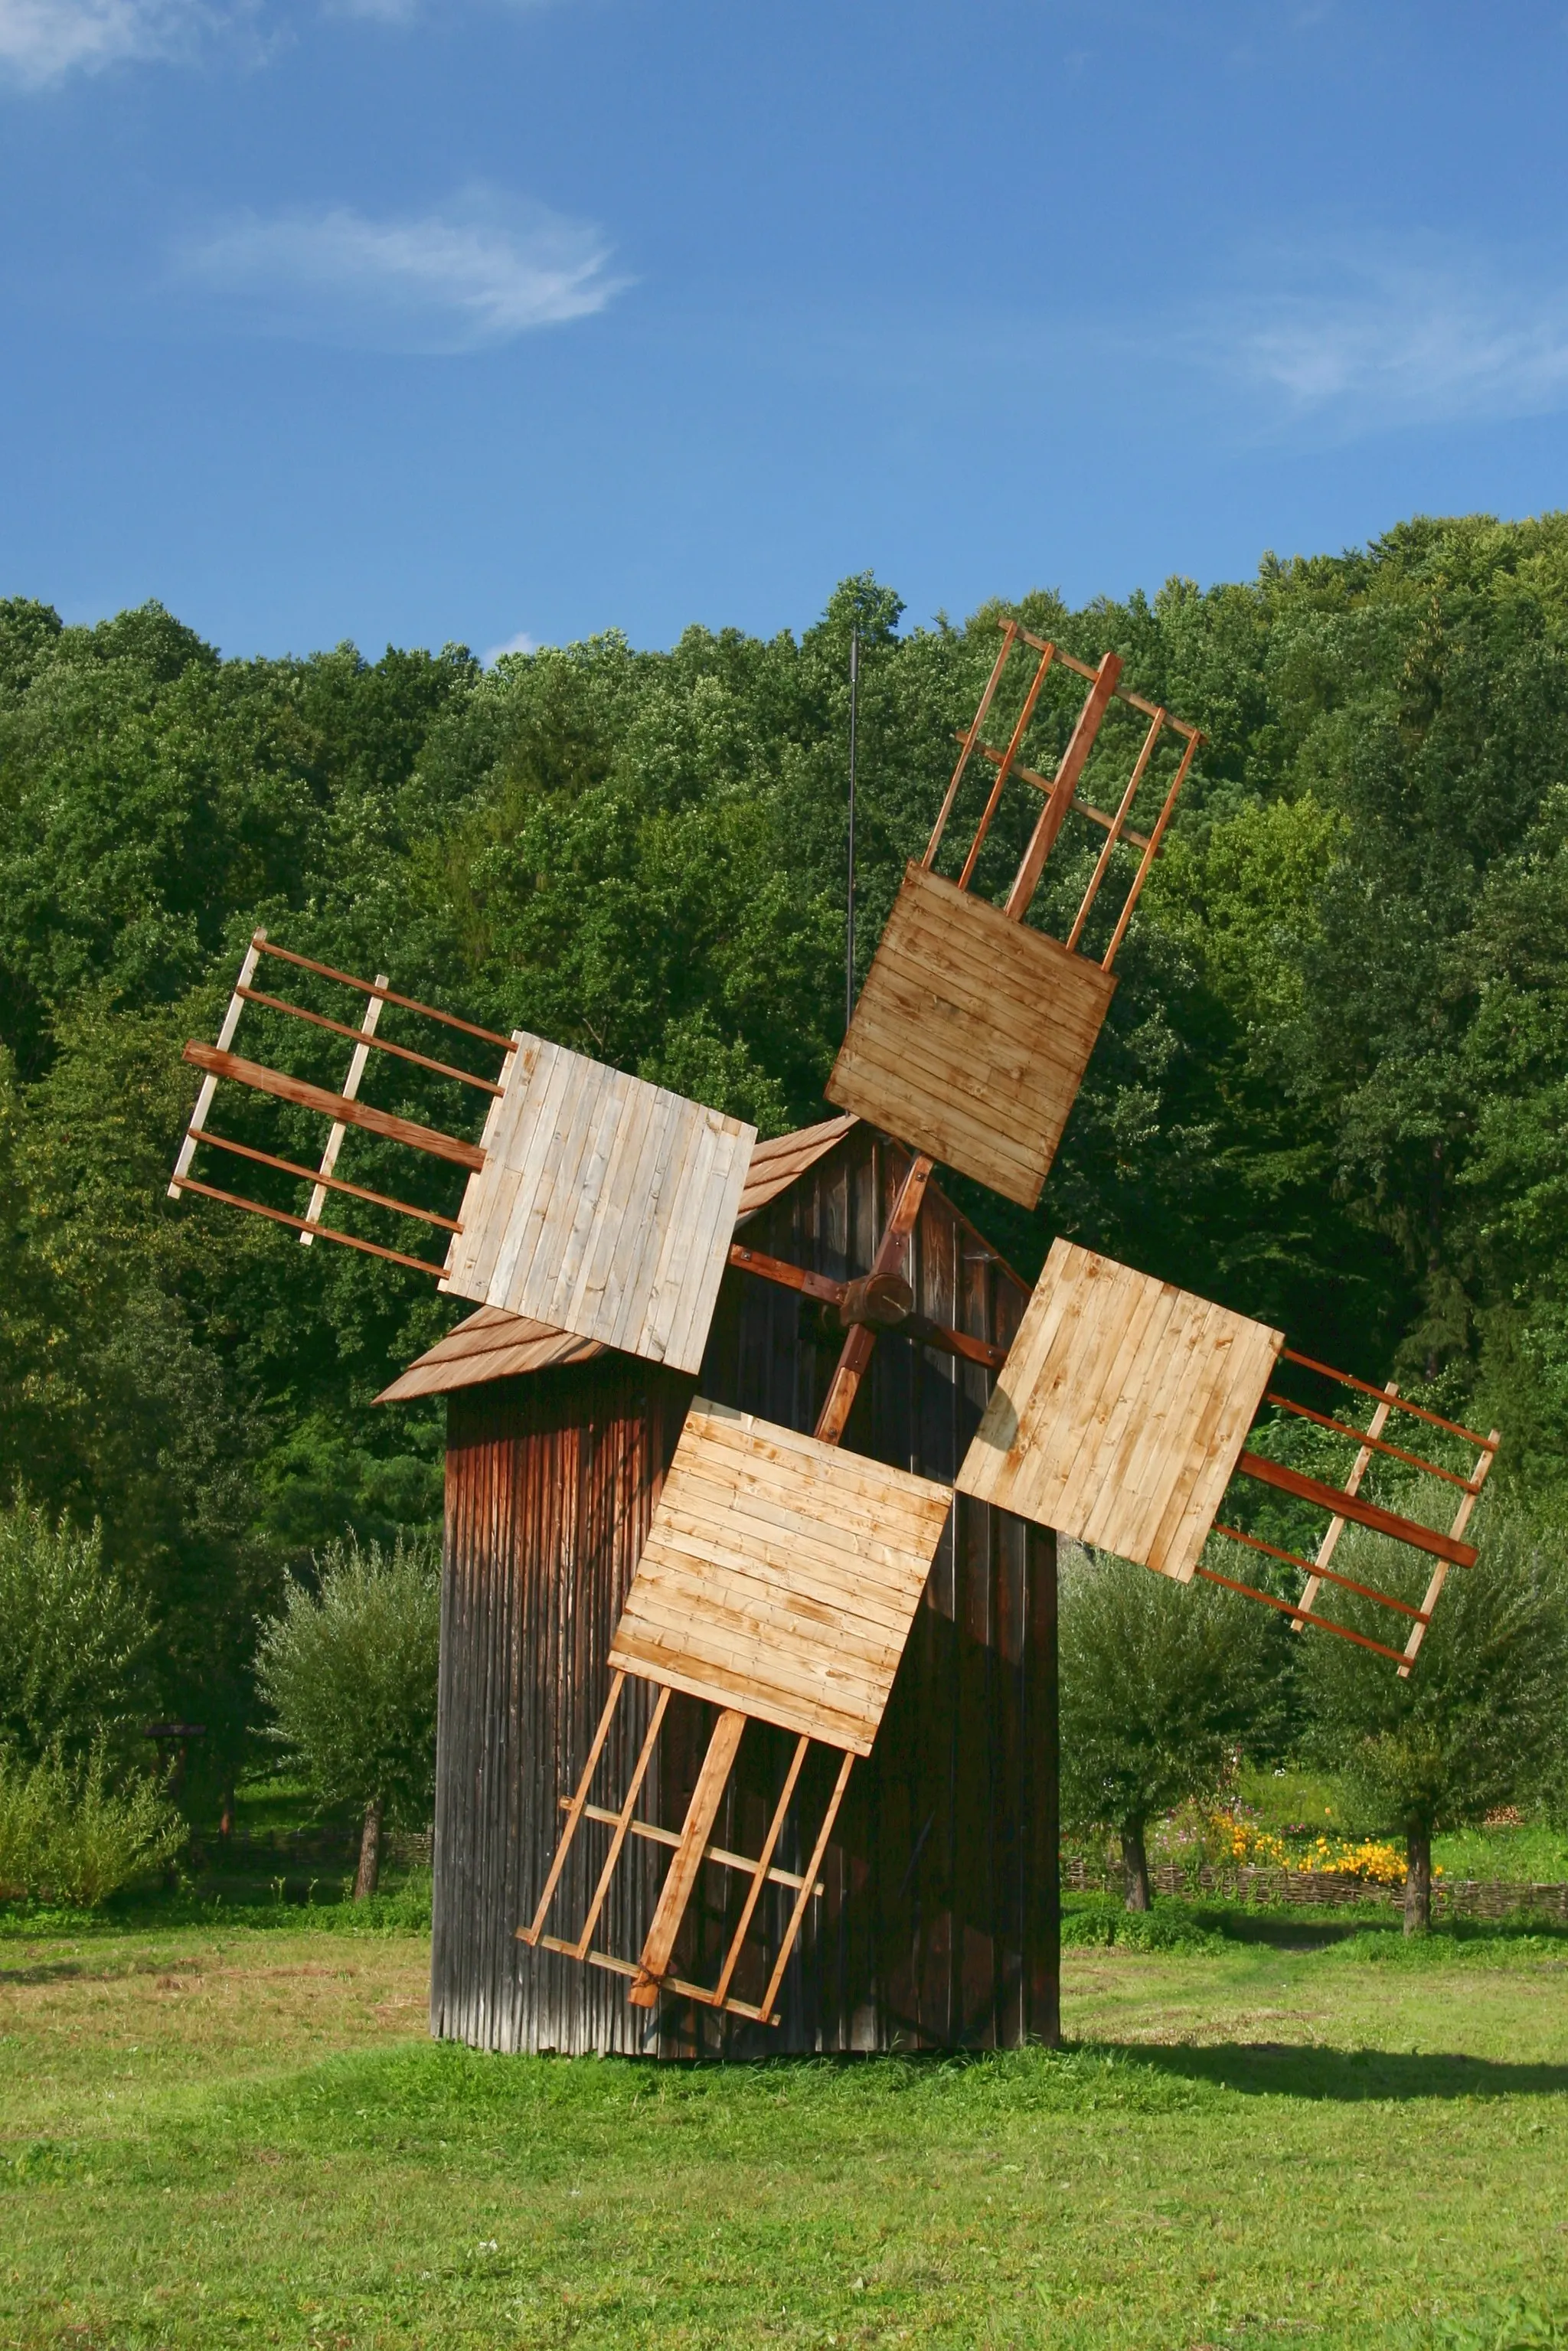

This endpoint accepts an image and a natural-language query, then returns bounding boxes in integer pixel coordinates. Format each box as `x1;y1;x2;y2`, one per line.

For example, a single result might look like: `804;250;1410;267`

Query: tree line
2;515;1568;1827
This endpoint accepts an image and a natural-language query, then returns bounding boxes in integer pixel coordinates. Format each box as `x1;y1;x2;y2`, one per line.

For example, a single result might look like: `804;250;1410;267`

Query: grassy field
2;1895;1567;2351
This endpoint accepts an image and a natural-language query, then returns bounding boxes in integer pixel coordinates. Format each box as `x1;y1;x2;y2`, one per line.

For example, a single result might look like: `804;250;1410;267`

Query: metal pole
847;629;859;1033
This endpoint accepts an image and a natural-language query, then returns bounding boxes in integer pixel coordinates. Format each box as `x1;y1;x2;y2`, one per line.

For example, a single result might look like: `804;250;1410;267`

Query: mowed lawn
2;1905;1566;2349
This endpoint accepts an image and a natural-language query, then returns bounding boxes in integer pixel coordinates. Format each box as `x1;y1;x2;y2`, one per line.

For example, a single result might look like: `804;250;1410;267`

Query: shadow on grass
0;1958;93;1986
1096;2037;1568;2102
1183;1905;1382;1950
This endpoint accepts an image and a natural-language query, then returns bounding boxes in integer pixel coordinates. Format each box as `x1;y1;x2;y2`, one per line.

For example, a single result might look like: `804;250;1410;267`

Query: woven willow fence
1061;1855;1568;1922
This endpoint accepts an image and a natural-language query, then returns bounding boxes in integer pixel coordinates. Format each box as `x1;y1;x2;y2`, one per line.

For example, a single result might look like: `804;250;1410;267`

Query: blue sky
3;2;1568;659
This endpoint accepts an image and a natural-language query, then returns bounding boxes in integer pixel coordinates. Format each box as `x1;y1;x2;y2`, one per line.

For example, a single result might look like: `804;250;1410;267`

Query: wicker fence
1061;1853;1568;1922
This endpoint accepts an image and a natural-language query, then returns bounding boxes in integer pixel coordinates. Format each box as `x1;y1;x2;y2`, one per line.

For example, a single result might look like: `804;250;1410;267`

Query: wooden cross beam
299;975;388;1246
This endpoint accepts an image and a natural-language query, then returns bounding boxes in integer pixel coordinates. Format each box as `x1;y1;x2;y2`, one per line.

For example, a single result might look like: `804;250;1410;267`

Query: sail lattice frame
827;624;1203;1207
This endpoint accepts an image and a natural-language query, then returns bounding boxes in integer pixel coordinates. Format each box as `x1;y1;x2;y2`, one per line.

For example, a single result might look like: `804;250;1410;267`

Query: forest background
5;511;1568;1805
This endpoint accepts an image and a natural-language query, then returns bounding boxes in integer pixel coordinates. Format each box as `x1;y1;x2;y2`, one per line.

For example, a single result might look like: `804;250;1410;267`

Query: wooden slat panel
440;1035;755;1376
608;1402;952;1755
957;1241;1284;1585
1146;1314;1282;1580
825;864;1116;1209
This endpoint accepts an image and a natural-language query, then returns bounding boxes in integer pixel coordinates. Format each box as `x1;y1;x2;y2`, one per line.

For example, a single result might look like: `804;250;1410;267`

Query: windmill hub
835;1271;915;1331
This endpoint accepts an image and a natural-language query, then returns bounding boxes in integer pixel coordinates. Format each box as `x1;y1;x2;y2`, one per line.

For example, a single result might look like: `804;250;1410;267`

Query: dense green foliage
254;1533;440;1885
0;1742;183;1905
7;514;1568;1773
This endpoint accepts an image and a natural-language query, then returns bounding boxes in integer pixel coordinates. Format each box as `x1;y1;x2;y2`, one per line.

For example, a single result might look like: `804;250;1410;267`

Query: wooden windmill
168;944;1030;2026
168;619;1499;2037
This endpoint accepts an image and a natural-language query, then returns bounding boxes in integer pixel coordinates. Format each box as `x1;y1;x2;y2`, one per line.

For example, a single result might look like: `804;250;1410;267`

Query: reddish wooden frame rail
168;929;511;1267
518;1670;856;2026
921;620;1204;974
1211;1359;1500;1674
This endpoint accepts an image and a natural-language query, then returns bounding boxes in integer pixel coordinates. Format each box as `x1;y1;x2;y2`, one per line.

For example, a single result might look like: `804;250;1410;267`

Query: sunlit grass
2;1905;1566;2347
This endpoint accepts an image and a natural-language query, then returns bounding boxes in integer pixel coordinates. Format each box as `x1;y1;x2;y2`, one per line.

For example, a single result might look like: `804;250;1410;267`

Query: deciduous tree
1302;1509;1568;1931
1059;1549;1287;1909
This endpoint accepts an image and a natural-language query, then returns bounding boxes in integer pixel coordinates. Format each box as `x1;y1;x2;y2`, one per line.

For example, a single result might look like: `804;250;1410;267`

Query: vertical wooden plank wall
432;1124;1059;2059
433;1357;694;2053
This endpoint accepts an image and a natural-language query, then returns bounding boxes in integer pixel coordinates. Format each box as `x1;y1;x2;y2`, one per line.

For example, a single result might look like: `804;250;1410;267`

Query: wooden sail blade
956;1239;1283;1585
825;866;1116;1209
608;1402;952;1755
442;1034;755;1376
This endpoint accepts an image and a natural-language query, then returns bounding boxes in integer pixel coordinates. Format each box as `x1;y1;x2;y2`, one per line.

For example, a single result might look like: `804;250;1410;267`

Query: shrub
0;1492;152;1767
0;1745;184;1906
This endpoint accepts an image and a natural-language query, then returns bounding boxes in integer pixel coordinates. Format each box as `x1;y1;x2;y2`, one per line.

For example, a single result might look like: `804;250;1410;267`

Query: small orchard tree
255;1533;439;1899
0;1491;152;1768
1060;1548;1287;1909
1302;1509;1568;1932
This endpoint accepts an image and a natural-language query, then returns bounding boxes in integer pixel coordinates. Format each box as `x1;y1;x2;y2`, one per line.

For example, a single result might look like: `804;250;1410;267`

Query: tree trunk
354;1799;384;1902
1121;1819;1152;1912
1403;1824;1432;1935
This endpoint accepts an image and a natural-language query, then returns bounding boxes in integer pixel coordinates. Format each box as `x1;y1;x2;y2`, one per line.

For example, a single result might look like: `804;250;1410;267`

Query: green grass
2;1902;1567;2348
0;1867;433;1943
1430;1823;1568;1884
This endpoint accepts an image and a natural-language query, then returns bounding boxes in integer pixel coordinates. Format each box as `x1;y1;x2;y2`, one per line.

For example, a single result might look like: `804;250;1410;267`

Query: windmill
168;619;1500;2031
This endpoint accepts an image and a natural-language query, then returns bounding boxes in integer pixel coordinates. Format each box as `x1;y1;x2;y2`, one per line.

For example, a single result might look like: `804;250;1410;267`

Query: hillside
5;514;1567;1774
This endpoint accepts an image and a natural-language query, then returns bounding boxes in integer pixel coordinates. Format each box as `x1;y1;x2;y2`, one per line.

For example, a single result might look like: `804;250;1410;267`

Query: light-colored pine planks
441;1035;756;1376
825;864;1116;1209
956;1239;1283;1582
608;1402;953;1754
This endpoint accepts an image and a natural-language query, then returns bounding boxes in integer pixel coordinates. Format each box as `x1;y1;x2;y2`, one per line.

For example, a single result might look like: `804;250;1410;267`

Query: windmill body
383;1120;1057;2058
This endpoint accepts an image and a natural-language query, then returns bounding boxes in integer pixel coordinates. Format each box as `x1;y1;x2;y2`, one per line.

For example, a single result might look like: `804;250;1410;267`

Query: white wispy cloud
483;629;537;665
0;0;222;84
325;0;549;15
1205;235;1568;434
0;0;549;83
172;189;626;351
324;0;423;18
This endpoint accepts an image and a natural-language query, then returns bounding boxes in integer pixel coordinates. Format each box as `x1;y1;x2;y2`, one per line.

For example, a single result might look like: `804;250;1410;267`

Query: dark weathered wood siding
433;1125;1058;2057
432;1360;694;2054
